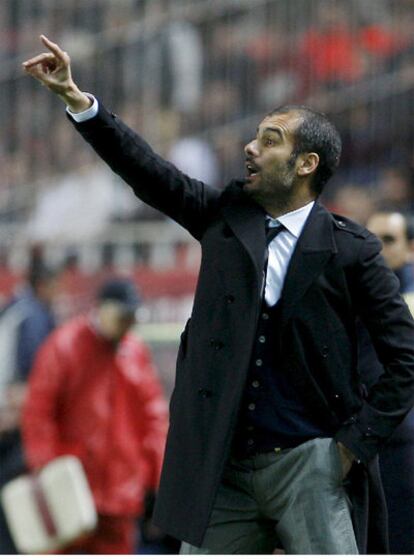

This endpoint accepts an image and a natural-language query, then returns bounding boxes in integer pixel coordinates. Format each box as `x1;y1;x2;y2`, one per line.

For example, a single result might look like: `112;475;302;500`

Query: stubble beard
248;161;297;214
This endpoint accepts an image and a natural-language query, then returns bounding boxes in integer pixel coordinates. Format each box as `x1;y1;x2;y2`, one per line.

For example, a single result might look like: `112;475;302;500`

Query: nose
244;139;259;158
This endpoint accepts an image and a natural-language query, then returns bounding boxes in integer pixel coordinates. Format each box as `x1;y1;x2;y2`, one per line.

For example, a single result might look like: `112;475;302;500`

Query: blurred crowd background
1;0;414;389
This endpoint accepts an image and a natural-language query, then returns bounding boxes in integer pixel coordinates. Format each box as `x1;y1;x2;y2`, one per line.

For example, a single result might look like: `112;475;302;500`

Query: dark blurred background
0;0;413;394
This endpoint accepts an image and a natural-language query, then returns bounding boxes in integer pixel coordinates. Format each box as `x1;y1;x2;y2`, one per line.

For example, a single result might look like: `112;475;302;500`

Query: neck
264;194;315;219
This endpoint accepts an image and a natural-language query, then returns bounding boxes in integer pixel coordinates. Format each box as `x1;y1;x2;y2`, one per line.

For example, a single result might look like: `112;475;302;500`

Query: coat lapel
221;188;338;323
221;185;267;282
279;202;338;327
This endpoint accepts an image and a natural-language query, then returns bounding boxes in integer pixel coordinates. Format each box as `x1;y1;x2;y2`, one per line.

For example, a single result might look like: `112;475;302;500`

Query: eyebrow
257;126;283;139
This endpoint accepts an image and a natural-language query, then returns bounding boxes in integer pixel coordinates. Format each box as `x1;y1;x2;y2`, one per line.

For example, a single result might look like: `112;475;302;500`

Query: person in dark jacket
21;35;414;554
358;211;414;554
0;263;57;553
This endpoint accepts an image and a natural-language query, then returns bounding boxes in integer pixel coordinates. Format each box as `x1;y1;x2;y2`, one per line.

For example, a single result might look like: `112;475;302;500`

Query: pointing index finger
40;34;65;60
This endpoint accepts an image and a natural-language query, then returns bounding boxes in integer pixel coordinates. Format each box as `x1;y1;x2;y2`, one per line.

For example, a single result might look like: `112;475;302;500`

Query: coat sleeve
67;102;222;240
336;233;414;464
131;341;169;491
21;336;83;469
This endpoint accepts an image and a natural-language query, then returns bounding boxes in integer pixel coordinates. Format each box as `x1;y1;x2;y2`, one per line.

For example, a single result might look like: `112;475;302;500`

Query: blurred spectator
55;250;95;322
142;12;203;114
298;1;365;91
404;213;414;261
22;278;168;554
202;20;259;122
168;135;220;187
245;17;301;107
327;184;377;225
359;211;414;554
356;1;414;72
360;22;405;66
0;262;58;554
339;106;389;180
367;212;414;284
212;128;247;185
376;166;414;213
161;19;203;113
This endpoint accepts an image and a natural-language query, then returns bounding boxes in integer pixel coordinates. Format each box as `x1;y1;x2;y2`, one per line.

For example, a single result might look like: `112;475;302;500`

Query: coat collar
221;185;338;322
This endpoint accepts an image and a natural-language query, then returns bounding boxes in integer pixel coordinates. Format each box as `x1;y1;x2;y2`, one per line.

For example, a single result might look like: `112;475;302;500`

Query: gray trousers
181;438;358;554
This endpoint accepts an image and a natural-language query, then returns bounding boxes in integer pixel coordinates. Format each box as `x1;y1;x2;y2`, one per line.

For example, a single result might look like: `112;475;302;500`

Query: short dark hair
97;278;141;312
28;263;57;290
373;208;411;241
267;105;342;196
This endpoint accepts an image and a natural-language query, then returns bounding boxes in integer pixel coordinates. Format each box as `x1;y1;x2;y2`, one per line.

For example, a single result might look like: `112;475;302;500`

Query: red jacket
22;316;168;516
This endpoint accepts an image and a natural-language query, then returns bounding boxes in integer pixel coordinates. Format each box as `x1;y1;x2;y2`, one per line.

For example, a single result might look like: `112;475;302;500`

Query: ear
297;152;319;178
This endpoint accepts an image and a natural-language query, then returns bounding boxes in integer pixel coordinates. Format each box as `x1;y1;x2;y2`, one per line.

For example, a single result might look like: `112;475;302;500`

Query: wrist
59;83;92;113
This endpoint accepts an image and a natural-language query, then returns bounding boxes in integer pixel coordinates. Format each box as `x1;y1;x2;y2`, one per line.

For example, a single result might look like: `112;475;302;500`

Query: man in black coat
22;36;414;554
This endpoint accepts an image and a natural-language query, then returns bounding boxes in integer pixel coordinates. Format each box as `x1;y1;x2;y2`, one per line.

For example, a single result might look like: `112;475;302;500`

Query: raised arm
22;35;91;113
22;36;222;238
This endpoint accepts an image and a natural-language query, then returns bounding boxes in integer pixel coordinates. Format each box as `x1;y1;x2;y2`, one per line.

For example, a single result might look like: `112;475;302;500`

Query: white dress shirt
66;93;99;122
264;202;314;306
67;95;314;307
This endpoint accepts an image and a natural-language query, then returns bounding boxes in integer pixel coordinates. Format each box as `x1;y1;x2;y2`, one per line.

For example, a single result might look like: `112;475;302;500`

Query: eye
264;138;275;147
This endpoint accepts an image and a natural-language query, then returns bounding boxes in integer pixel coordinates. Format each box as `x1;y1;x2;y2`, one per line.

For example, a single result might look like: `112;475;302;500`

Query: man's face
97;301;136;343
243;111;303;207
366;213;409;271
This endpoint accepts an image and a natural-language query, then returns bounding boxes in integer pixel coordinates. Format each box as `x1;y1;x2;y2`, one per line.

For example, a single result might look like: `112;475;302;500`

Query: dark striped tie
265;222;285;246
263;222;285;299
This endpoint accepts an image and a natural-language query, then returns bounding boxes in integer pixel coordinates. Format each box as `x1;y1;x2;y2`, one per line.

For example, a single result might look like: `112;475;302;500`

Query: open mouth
245;161;260;178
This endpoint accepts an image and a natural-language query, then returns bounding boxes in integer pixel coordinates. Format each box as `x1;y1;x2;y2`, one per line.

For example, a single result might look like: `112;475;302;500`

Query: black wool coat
70;104;414;553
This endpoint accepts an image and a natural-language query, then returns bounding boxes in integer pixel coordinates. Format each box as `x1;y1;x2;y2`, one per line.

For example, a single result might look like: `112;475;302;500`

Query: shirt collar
266;201;315;238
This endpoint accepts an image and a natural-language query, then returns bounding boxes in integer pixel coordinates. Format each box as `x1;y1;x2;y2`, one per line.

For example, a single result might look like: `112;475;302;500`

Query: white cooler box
1;455;97;554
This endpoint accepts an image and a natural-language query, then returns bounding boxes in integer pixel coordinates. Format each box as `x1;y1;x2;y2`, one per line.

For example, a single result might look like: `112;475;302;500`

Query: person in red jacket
22;278;168;554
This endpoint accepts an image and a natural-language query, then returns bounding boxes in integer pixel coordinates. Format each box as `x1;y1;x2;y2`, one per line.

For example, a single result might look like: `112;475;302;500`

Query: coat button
259;336;266;343
321;345;329;358
262;312;269;320
226;294;235;304
209;338;223;350
248;403;256;411
255;359;263;366
252;380;260;388
198;388;212;399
